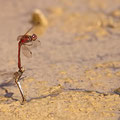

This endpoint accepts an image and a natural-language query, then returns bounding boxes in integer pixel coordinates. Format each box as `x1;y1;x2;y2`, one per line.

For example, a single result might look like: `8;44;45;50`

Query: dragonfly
15;26;40;103
17;26;40;72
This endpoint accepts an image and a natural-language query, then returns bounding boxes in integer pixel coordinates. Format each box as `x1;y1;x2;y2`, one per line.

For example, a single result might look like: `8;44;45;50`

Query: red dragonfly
17;26;40;72
16;27;40;103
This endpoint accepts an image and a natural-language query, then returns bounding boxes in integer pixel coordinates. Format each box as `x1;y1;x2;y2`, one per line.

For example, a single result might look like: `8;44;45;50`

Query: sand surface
0;0;120;120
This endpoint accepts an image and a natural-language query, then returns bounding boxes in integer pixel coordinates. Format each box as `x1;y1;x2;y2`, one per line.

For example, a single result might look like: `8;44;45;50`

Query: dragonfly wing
25;26;34;35
21;45;32;58
24;42;33;46
24;40;41;48
31;39;41;48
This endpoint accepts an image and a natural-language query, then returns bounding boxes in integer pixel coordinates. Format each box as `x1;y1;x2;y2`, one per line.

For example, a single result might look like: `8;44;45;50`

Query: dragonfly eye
32;34;37;41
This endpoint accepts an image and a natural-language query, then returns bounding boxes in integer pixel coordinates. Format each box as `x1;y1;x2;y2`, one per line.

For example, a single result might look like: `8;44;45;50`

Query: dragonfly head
32;34;37;41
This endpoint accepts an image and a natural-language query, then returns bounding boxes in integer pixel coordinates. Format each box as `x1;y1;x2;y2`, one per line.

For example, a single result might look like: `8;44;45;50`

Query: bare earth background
0;0;120;120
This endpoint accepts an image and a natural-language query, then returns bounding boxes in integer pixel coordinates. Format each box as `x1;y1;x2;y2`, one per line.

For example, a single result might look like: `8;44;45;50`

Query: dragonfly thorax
20;35;32;44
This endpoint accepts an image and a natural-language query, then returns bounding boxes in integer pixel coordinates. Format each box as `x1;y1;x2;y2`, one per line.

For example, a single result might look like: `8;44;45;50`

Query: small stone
31;9;48;26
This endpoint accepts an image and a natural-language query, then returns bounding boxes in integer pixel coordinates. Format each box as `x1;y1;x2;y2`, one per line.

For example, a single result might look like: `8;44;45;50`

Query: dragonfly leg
24;42;33;46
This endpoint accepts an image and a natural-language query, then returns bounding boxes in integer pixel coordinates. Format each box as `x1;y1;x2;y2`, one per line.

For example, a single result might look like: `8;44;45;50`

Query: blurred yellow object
31;9;48;27
30;9;48;36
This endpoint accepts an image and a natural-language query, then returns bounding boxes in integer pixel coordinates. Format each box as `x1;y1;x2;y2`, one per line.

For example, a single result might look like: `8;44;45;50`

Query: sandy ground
0;0;120;119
